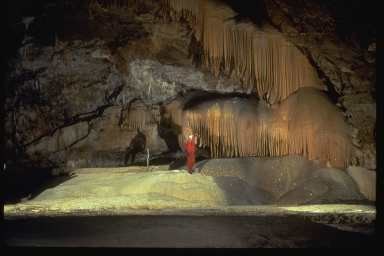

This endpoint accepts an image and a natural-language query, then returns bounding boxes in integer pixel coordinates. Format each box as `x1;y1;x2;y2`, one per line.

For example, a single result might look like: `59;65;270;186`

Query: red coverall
184;136;196;173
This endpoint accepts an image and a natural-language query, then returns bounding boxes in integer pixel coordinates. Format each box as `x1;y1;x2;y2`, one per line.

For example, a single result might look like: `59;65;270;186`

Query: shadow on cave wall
124;129;146;166
158;106;182;153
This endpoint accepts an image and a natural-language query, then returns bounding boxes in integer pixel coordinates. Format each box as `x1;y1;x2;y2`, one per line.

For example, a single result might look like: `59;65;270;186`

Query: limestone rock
26;121;90;156
277;168;366;205
347;166;376;201
24;105;168;169
213;176;272;205
122;59;245;105
24;171;230;209
5;0;376;175
198;156;321;200
264;0;376;172
199;157;365;204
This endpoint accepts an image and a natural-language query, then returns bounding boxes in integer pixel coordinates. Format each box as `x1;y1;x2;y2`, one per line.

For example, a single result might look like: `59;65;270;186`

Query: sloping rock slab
277;168;366;205
198;158;367;204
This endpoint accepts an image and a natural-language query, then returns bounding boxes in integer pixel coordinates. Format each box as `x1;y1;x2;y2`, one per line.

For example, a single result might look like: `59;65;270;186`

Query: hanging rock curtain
168;88;351;168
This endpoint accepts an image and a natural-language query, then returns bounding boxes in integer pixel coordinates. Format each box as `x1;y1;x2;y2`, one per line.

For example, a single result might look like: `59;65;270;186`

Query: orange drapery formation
168;88;351;168
162;0;322;104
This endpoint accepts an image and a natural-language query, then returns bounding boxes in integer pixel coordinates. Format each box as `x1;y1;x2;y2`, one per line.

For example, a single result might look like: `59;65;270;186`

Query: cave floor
4;166;376;248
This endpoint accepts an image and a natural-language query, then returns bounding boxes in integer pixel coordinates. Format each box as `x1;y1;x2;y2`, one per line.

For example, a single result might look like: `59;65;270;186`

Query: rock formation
3;0;375;202
168;88;351;168
163;0;323;104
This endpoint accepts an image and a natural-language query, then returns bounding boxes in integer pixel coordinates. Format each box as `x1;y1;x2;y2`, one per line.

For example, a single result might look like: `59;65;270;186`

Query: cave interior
1;0;377;248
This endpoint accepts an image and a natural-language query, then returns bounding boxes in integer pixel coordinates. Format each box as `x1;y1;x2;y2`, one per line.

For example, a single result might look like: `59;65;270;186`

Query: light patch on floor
4;167;376;226
5;169;229;213
279;204;375;214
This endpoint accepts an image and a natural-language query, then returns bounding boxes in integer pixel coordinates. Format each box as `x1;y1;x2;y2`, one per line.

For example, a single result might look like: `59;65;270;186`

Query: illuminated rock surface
5;165;369;216
6;170;228;212
4;166;375;248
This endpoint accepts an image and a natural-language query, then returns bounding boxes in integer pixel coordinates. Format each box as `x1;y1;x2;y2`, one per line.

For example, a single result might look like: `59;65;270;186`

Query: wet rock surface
3;213;375;248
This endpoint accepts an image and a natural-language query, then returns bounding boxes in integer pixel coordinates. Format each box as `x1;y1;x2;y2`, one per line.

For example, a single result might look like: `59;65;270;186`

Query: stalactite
121;101;161;130
162;0;322;104
167;88;351;168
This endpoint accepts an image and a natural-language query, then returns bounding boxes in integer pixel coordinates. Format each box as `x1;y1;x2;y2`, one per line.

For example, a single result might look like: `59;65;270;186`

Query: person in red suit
184;133;198;174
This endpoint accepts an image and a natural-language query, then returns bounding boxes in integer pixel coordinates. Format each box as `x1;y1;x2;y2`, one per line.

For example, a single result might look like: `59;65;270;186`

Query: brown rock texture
263;0;376;170
5;0;375;174
347;166;376;201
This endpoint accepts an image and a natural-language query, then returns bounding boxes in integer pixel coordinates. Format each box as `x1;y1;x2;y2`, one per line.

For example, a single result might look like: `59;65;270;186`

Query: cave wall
4;0;375;172
263;0;376;170
5;0;251;171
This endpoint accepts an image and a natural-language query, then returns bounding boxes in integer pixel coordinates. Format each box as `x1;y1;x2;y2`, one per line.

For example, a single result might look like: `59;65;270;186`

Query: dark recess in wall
2;0;59;213
223;0;269;27
312;0;376;49
182;90;256;110
224;0;376;50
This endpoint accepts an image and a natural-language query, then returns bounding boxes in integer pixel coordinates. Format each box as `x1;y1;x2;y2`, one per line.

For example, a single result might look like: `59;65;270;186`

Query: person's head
183;127;192;139
188;134;193;140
